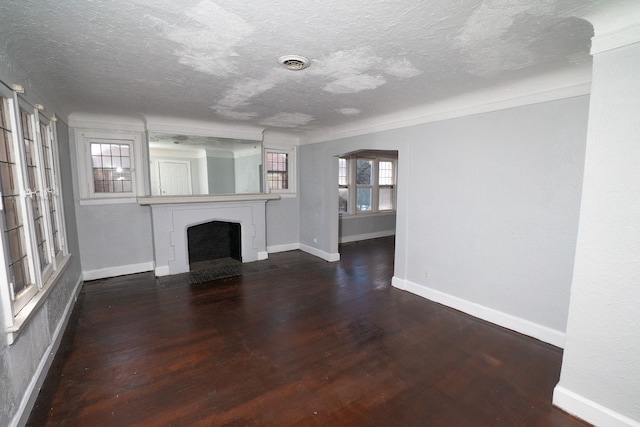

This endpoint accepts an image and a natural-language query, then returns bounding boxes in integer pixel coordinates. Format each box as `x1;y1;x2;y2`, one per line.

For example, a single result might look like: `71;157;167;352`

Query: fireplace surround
138;194;279;276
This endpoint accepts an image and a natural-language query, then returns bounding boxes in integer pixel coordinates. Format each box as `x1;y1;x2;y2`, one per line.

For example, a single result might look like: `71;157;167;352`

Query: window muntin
338;158;349;213
264;147;295;195
266;151;288;191
378;160;395;211
21;109;51;275
91;142;133;193
338;158;348;186
39;118;64;258
0;90;69;324
76;131;142;202
379;161;393;185
356;159;373;212
0;98;37;314
339;156;396;215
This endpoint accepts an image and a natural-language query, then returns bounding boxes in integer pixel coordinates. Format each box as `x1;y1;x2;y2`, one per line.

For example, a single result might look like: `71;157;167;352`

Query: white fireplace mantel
137;193;280;205
139;194;280;276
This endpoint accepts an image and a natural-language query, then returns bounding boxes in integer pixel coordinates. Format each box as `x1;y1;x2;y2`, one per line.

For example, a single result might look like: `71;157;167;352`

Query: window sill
340;211;396;218
271;192;297;199
6;255;72;345
79;197;139;206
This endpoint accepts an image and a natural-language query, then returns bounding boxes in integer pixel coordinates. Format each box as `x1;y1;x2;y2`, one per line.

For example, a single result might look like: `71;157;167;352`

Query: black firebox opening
187;221;241;270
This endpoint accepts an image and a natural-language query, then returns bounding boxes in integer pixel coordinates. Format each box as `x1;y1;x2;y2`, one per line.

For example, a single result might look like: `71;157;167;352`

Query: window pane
267;172;287;190
379;161;394;185
379;186;394;210
266;152;288;190
40;122;61;256
338;158;348;185
356;187;372;212
21;110;50;272
339;188;349;213
0;100;34;296
91;142;133;193
356;159;372;185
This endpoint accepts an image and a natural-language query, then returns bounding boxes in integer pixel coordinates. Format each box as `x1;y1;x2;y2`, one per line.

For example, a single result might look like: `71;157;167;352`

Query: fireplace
187;221;241;270
139;194;279;277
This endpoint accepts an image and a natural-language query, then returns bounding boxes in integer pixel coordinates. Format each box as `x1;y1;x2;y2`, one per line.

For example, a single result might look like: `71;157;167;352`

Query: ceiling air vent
278;55;310;71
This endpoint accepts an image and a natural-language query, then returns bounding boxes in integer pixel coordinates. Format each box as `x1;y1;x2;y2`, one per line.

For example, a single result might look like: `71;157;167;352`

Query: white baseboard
391;277;565;348
299;244;340;262
11;277;83;427
391;276;407;290
155;265;170;277
257;251;268;261
267;243;301;253
553;386;640;427
339;230;395;244
83;261;154;281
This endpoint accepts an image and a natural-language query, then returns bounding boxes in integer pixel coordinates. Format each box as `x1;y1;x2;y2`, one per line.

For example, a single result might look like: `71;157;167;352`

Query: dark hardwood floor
27;237;588;426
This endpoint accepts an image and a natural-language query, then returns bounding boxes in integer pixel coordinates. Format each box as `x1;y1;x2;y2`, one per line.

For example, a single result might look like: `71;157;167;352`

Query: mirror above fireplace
147;132;263;196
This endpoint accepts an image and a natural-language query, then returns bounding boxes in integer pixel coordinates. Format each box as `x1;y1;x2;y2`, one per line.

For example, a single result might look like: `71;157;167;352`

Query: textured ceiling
0;0;635;137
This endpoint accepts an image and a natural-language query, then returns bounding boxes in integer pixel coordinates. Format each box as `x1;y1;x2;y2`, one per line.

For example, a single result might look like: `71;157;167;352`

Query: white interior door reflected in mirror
158;160;192;195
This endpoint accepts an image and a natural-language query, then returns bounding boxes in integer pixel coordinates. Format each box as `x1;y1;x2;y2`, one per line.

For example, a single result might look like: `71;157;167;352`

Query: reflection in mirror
148;133;262;196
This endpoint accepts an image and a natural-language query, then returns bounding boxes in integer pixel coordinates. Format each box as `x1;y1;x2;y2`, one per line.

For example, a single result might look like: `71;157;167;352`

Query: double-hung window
378;160;395;211
338;158;349;213
338;155;396;215
0;85;68;343
356;158;374;212
75;130;143;203
264;146;296;195
21;108;53;281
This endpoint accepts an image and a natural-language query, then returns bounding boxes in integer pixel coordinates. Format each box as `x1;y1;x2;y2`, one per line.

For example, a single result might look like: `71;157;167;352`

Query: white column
553;25;640;426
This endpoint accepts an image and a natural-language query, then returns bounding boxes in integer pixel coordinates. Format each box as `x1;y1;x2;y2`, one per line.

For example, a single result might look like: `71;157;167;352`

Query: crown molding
68;113;145;132
144;115;264;141
303;66;592;145
591;22;640;55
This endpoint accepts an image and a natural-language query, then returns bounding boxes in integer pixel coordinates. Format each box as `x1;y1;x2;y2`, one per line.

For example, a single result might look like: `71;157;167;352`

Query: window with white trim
0;86;68;333
338;157;349;213
338;155;396;215
264;146;296;194
75;130;144;202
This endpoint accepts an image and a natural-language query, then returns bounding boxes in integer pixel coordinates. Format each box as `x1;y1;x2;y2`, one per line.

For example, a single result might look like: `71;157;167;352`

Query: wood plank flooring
27;237;589;426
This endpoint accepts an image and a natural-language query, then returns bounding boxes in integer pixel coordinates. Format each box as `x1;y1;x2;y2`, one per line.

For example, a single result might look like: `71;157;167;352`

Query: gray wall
1;120;83;427
69;129;154;275
234;153;261;194
300;95;588;335
300;128;409;259
207;155;235;194
339;212;396;243
266;197;300;250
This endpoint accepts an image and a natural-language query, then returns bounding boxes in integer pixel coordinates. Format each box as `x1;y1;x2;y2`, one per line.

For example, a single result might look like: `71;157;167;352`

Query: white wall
301;95;589;344
553;40;640;426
